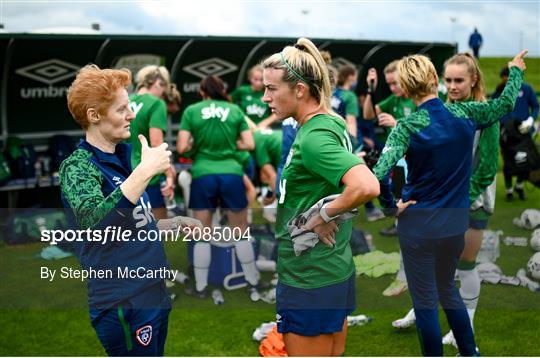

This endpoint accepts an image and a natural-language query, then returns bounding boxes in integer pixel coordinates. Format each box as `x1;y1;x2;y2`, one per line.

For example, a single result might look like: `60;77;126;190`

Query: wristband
319;203;340;223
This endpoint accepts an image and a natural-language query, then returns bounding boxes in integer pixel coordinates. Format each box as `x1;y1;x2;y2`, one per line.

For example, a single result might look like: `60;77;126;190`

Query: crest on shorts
135;325;152;346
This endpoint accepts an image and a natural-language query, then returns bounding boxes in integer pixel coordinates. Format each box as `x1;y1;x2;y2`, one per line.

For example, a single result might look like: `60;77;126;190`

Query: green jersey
128;93;167;186
180;99;249;179
276;114;364;289
253;129;282;168
341;89;360;117
378;94;416;140
231;85;271;124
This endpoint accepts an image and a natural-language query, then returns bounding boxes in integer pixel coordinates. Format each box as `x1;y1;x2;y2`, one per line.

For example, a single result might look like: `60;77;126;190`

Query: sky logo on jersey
16;59;80;85
201;103;230;122
133;197;155;228
183;57;238;79
246;103;266;118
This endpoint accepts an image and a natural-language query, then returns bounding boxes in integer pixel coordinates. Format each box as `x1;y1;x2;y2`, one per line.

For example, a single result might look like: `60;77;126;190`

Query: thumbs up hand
138;134;171;177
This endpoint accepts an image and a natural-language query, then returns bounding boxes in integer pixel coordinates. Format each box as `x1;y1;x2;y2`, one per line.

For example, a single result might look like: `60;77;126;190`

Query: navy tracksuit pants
400;234;478;356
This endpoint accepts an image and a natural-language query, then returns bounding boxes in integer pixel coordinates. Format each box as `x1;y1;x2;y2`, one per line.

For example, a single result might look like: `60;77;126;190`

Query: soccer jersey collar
78;139;132;170
418;97;443;110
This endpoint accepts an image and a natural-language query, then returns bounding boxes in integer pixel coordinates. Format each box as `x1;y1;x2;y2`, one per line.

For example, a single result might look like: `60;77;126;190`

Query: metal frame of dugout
0;33;456;208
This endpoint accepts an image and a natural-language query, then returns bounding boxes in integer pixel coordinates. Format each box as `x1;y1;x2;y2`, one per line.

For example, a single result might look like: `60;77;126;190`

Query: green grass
1;57;540;356
478;57;540;96
1;170;538;356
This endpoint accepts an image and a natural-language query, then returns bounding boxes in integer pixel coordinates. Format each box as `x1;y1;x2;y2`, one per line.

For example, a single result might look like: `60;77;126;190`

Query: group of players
60;37;529;356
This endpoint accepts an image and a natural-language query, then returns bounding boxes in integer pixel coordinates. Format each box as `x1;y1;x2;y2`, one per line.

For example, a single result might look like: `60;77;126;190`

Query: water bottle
160;181;177;210
212;289;224;305
347;314;372;326
34;158;42;179
503;236;528;247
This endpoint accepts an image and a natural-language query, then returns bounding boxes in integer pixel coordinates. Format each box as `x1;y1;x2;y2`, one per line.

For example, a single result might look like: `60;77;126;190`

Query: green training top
128;93;167;186
276;114;364;289
180;99;249;179
231;84;272;124
378;94;416;140
341;89;360;117
253;129;282;169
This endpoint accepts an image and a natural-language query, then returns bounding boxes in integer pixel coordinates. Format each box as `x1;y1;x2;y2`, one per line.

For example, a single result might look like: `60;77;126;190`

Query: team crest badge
135;325;152;346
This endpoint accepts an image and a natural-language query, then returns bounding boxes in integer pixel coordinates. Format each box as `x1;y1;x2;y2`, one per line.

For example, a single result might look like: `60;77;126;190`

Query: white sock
247;208;253;225
458;267;480;330
178;170;192;216
396;251;407;282
235;240;260;286
193;242;211;291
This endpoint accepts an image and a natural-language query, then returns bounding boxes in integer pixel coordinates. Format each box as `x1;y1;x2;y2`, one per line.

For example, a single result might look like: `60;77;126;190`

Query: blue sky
2;0;539;57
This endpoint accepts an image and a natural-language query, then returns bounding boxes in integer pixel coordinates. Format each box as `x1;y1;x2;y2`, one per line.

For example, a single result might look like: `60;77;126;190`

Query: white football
527;252;540;280
530;229;540;252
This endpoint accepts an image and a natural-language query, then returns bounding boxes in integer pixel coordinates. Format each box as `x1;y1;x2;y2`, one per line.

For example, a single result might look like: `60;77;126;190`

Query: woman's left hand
160;175;175;199
397;199;417;217
304;213;339;247
378;113;397;127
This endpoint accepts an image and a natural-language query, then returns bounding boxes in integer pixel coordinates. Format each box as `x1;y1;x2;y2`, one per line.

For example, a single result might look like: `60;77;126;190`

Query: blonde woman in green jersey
129;65;176;220
232;64;278;128
262;38;380;356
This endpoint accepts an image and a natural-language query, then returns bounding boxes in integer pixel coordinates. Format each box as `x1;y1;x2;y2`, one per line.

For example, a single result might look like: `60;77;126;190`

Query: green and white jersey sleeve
373;109;430;180
60;149;125;229
180;99;249;179
469;118;499;204
276;114;364;289
447;67;523;127
231;85;272;124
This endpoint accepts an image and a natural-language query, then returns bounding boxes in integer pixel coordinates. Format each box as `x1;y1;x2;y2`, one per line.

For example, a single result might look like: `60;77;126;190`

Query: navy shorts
146;183;166;210
190;174;247;211
90;283;171;356
276;274;356;336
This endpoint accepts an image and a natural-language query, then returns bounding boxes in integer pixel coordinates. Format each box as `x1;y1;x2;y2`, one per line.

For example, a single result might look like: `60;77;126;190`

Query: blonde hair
163;83;181;107
248;64;263;79
327;65;338;90
262;38;337;116
443;53;486;102
67;64;131;130
384;60;400;74
397;55;438;101
135;65;170;90
320;50;332;65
